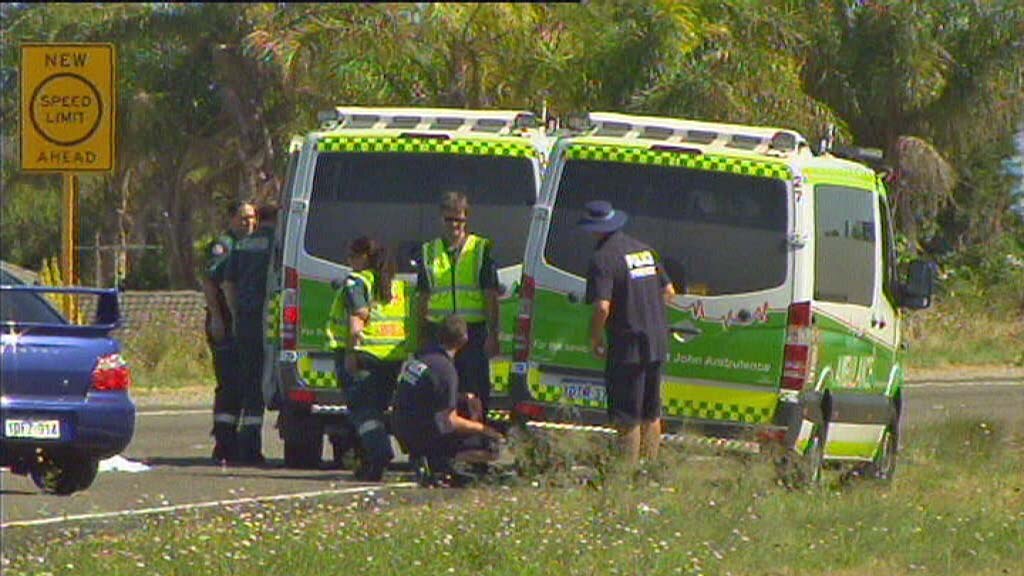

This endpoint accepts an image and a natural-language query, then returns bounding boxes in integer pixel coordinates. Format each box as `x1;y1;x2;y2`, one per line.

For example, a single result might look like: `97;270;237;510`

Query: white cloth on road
98;454;151;473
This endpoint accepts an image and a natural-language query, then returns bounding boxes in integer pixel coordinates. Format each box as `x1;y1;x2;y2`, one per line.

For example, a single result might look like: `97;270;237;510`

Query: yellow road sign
20;43;116;172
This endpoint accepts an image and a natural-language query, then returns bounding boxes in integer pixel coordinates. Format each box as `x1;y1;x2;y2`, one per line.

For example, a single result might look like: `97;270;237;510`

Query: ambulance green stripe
565;143;791;180
318;135;539;158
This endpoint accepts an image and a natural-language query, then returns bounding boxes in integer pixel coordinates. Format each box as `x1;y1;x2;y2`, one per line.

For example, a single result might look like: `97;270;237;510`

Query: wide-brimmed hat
576;200;628;233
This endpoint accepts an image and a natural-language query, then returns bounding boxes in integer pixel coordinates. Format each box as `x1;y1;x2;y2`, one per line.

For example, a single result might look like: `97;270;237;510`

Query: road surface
2;379;1021;529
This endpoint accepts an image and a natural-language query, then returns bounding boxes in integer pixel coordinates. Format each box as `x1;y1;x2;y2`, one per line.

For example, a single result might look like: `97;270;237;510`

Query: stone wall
78;290;207;334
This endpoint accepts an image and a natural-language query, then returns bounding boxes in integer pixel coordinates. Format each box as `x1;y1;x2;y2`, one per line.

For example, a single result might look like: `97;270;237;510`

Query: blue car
1;269;135;495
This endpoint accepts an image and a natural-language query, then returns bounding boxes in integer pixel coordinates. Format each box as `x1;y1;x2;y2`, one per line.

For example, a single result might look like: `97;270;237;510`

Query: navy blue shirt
585;231;671;364
225;225;274;313
393;346;459;438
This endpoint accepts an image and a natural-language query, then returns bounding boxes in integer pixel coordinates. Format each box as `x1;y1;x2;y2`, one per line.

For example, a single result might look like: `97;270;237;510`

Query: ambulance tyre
281;404;323;469
860;410;900;483
776;420;826;489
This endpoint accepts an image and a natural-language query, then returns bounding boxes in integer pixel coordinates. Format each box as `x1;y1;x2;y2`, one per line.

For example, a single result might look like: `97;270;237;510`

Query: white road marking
904;380;1022;389
1;483;417;529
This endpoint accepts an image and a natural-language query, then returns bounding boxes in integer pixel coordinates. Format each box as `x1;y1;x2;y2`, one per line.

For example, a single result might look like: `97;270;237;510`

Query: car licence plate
4;419;61;440
562;379;607;404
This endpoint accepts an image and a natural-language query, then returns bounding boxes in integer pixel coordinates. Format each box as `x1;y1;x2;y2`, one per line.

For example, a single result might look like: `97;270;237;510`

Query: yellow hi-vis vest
422;234;488;324
325;270;409;361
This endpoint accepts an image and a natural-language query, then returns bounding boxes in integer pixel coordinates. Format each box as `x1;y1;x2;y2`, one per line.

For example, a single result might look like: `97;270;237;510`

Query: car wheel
281;406;323;469
30;457;99;495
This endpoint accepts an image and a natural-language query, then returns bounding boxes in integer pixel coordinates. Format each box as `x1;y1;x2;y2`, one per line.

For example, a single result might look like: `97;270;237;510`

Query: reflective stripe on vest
325;270;409;360
422;235;487;323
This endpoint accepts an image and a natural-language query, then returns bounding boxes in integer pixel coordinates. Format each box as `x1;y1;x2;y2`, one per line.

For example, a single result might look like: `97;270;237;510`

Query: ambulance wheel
775;421;826;489
281;406;323;469
859;413;899;483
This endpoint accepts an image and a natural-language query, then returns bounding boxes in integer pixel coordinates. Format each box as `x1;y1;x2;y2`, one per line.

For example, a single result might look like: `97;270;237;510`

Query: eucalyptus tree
800;0;1024;252
2;3;288;287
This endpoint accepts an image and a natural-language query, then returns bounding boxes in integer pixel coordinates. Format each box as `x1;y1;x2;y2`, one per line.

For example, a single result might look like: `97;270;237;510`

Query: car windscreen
0;289;67;325
306;152;536;272
545;159;789;296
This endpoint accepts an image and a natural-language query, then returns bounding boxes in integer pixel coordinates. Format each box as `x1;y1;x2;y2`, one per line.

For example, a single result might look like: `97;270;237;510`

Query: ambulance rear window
306;152;536;272
545;160;788;296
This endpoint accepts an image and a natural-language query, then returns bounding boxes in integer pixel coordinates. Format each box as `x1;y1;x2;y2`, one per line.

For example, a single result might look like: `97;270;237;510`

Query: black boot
212;424;238;463
236;426;265;465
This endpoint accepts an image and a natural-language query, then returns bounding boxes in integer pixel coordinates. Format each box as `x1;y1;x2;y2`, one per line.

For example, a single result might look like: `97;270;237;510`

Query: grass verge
904;292;1024;369
3;419;1021;576
119;311;213;390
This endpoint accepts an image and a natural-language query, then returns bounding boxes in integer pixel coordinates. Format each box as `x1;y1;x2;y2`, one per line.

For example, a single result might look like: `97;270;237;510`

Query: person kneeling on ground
393;314;504;487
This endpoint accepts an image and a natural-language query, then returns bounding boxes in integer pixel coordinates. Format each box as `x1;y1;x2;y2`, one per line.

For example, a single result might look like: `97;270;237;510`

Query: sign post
20;43;116;290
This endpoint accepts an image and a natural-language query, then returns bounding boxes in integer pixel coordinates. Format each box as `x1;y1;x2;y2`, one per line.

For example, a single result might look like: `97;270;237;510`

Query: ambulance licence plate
4;419;61;440
562;379;606;404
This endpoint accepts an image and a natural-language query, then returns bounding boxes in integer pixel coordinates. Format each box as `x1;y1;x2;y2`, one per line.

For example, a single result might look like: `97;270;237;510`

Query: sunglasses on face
443;216;467;224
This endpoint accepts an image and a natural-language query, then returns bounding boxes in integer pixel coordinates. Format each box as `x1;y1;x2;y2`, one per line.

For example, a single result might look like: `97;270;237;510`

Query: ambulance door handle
669;322;702;344
567;292;581;304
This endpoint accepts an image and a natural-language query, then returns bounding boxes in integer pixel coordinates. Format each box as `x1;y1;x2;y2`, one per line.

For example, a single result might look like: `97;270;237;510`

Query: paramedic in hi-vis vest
326;237;409;481
417;191;500;421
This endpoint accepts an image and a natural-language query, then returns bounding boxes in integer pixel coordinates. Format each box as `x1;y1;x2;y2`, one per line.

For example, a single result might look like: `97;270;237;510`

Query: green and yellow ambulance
510;112;934;482
267;108;551;468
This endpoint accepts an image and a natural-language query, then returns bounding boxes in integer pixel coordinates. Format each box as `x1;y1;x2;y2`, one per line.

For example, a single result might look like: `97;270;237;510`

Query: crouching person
393;315;503;487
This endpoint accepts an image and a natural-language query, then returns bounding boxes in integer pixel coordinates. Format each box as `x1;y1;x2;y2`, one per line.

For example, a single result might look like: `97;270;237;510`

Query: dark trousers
398;431;459;475
336;350;400;467
208;335;241;457
235;317;266;460
425;321;491;417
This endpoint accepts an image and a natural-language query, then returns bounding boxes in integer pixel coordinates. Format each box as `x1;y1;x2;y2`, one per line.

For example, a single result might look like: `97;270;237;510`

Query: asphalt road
1;380;1021;529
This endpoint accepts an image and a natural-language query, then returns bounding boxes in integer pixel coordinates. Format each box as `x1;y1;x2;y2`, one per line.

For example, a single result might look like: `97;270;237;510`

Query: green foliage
0;177;61;268
1;1;1022;301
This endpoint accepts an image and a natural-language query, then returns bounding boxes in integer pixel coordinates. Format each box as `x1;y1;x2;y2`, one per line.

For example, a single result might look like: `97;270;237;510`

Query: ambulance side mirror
898;259;934;310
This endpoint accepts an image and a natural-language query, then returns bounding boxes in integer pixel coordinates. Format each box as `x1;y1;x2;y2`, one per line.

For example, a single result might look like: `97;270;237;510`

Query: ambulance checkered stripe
528;383;605;409
487;410;511;423
298;357;338;388
527;381;772;421
566;143;791;180
664;398;772;424
318;136;539;158
266;292;281;343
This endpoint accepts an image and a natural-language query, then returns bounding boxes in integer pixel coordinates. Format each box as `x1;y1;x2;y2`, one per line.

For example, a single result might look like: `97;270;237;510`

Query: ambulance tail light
288;389;315;405
781;301;814;391
513;401;545;420
283;266;299;350
514;275;536;362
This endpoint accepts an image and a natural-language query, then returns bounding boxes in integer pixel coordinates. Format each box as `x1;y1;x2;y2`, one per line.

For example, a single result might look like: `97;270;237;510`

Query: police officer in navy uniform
202;201;256;462
416;191;501;420
224;202;278;465
579;201;675;465
393;314;503;487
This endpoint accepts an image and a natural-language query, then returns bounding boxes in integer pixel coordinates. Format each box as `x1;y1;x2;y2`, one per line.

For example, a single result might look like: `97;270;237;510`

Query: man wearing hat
578;200;675;465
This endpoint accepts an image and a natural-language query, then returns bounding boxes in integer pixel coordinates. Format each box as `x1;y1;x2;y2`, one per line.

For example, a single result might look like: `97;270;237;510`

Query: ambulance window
814;185;875;306
879;194;898;306
545;160;788;295
306;152;535;272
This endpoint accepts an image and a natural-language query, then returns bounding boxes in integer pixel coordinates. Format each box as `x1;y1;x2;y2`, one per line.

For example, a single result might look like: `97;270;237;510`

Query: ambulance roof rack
581;112;811;156
317;107;539;134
